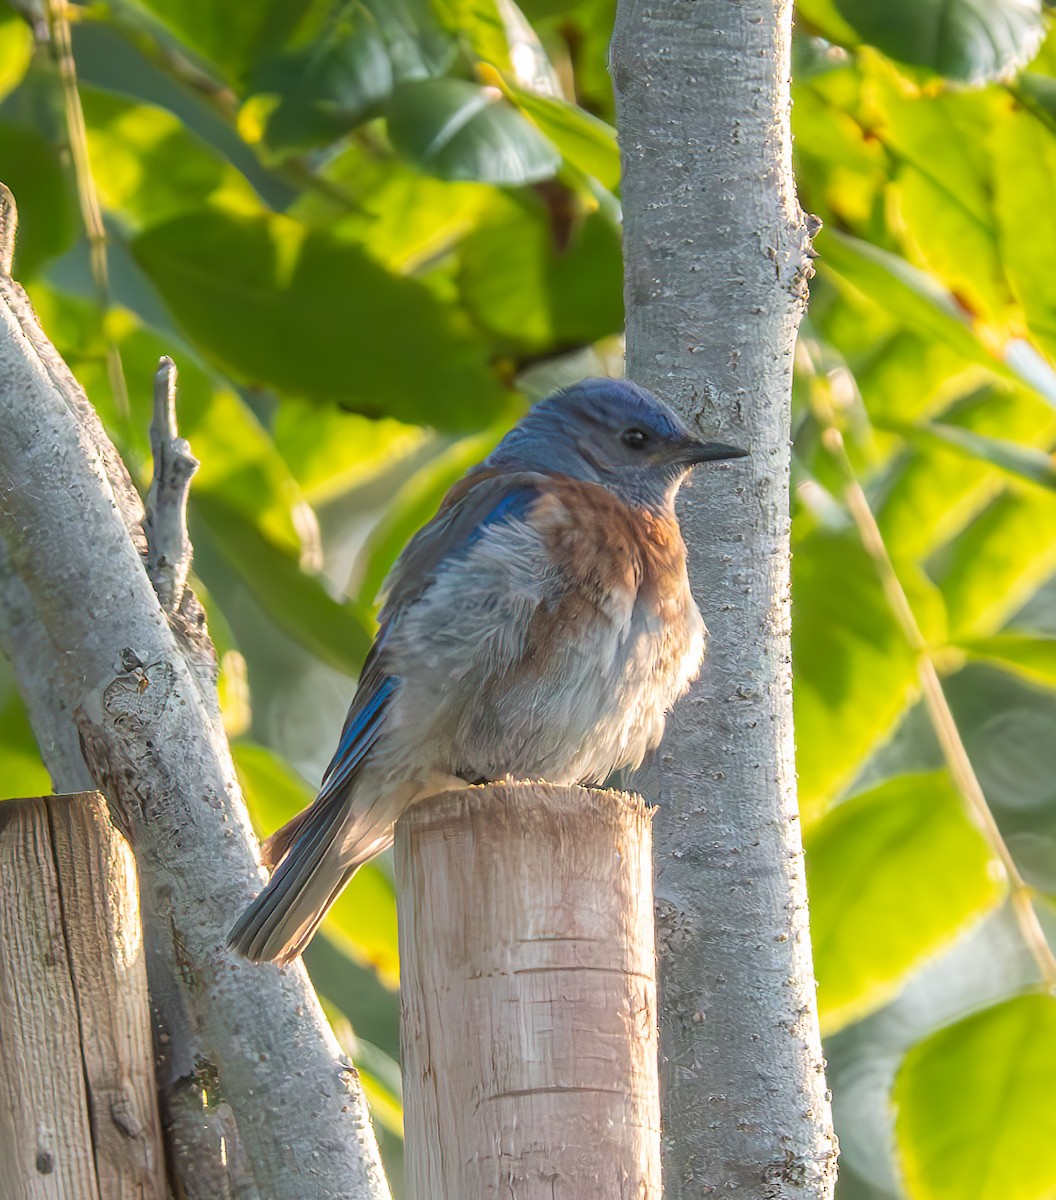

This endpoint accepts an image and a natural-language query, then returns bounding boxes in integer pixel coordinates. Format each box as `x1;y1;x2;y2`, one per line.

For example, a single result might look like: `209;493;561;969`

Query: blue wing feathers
378;474;543;621
319;674;397;800
227;672;398;960
461;485;537;551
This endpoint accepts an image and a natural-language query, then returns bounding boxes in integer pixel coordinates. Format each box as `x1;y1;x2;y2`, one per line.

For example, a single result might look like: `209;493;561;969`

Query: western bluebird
229;378;746;963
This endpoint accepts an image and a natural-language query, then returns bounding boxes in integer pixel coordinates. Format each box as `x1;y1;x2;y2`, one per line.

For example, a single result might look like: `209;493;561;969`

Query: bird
229;377;747;963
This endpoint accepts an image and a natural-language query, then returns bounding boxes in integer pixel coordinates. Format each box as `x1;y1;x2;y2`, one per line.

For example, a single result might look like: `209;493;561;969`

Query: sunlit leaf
958;634;1056;688
875;383;1056;560
271;400;428;505
819;229;1056;407
458;191;623;351
819;230;997;370
386;77;561;184
440;0;559;91
806;772;1003;1033
232;742;399;988
898;422;1056;491
82;90;261;229
866;73;1011;321
32;305;310;557
289;141;495;270
993;106;1056;366
0;691;51;799
0;9;33;102
932;488;1056;640
895;993;1056;1200
132;207;506;428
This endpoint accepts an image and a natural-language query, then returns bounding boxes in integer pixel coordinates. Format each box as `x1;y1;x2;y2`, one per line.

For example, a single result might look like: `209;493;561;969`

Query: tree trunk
396;784;661;1198
0;792;166;1199
0;187;390;1200
611;2;837;1196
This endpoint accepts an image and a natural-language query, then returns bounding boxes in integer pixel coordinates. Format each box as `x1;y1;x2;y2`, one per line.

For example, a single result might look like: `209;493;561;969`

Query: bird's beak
682;440;749;464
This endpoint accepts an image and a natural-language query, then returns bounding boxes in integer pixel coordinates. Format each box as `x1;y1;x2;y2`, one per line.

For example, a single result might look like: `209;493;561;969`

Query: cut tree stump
396;783;661;1199
0;792;167;1199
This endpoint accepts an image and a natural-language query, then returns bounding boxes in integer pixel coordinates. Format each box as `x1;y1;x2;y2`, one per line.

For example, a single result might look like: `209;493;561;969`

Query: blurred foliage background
1;0;1055;1197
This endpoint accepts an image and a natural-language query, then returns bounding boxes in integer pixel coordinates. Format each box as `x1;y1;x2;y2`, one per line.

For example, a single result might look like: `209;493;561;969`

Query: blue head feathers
484;378;746;508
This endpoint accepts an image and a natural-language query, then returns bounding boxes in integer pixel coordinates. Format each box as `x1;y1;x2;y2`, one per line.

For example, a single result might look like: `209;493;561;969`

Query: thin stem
46;0;129;418
822;425;1056;989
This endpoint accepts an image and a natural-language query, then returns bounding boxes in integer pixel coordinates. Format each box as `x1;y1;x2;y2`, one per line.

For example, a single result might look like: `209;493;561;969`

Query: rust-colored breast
531;478;689;613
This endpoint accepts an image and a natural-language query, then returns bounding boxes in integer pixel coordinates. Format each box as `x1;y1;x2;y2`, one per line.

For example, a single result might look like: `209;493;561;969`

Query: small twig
821;426;1056;990
144;356;198;614
0;183;16;276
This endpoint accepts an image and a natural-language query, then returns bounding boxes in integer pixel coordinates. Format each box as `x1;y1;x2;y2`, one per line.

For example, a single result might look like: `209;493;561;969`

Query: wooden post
396;783;661;1199
0;793;167;1199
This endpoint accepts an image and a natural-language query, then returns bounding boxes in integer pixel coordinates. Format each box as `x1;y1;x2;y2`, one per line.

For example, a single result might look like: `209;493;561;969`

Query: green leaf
232;742;399;988
1015;72;1056;123
29;302;311;557
246;17;393;151
0;10;33;101
792;528;923;823
932;488;1056;640
82;90;261;230
132;207;506;429
818;230;998;371
899;422;1056;491
958;634;1056;688
0;691;52;799
435;0;558;91
0;122;77;277
895;993;1056;1200
864;72;1010;321
805;772;1003;1033
875;384;1056;561
289;141;495;270
828;0;1044;84
271;400;428;505
819;229;1056;406
386;78;561;184
457;194;623;351
244;0;455;152
483;66;621;190
192;494;374;676
129;0;319;83
944;663;1056;818
993;106;1056;367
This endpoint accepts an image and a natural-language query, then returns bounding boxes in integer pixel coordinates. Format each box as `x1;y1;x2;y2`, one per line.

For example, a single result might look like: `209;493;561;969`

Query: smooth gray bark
0;189;390;1200
611;2;837;1196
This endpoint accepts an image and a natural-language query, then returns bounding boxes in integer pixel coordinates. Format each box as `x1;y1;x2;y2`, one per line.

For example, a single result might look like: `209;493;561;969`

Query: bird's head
485;378;747;509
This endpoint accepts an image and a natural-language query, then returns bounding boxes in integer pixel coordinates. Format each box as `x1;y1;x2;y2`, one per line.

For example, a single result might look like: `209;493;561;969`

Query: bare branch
144;356;198;613
0;186;390;1200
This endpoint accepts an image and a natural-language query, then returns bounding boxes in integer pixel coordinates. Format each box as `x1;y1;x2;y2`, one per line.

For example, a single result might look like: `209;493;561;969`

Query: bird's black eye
621;427;649;450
